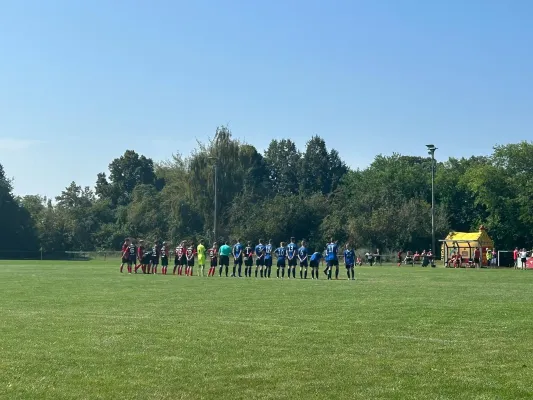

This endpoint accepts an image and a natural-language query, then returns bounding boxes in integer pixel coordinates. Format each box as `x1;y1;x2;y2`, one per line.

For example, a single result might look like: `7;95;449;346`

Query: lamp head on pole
426;144;437;154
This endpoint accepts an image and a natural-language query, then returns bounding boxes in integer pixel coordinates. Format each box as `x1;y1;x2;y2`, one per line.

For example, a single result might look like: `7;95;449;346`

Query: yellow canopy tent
440;226;494;266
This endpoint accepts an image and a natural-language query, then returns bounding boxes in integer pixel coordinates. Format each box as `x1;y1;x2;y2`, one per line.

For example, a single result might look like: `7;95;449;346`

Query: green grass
1;261;533;399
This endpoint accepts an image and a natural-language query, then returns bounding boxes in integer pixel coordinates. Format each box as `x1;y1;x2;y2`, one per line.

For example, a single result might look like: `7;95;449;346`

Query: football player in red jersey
208;242;218;277
120;238;130;273
135;240;145;273
185;242;195;276
160;242;170;275
175;241;186;275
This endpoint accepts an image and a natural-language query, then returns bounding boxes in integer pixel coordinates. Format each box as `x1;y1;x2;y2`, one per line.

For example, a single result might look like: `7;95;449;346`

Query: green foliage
5;135;533;254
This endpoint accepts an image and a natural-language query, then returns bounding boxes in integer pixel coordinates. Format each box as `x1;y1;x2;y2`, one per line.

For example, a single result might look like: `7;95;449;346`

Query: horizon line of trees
2;127;533;256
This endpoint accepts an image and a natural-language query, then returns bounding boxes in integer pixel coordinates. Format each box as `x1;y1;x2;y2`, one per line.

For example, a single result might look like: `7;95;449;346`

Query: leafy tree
96;150;157;206
0;164;38;255
264;139;301;194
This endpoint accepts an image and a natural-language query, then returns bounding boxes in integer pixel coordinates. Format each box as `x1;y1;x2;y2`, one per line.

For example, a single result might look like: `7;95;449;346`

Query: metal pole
214;161;217;242
431;152;436;261
426;144;437;264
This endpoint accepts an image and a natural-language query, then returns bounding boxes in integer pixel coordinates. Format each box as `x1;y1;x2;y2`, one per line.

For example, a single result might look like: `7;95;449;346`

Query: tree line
2;127;533;257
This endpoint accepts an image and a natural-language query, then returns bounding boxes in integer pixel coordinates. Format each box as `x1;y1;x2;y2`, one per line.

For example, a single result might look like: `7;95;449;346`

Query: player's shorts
121;257;128;263
300;260;308;267
244;258;253;267
198;256;205;266
161;257;168;266
234;256;243;266
256;257;264;266
142;256;151;265
174;257;179;266
180;255;187;266
210;258;218;267
220;255;229;266
265;258;272;267
310;259;319;268
277;260;286;268
151;257;159;265
327;259;339;267
288;258;297;267
345;263;354;268
474;257;480;264
128;256;136;265
187;258;194;267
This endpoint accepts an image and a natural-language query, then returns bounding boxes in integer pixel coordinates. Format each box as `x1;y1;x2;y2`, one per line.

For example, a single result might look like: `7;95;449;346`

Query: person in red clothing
135;240;145;273
513;247;519;269
208;242;218;277
173;241;185;275
160;241;170;275
473;247;481;268
120;238;130;273
397;250;403;267
185;242;195;276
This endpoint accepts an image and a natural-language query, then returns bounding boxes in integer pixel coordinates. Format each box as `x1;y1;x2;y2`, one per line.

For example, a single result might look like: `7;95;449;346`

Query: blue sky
1;0;532;198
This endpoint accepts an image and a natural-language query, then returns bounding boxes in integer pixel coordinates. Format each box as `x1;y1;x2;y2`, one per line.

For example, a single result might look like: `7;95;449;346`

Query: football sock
260;269;263;278
232;266;236;276
219;266;223;276
351;269;355;279
120;265;123;273
292;268;296;278
238;266;242;277
255;268;258;278
300;269;303;279
225;266;229;277
276;268;280;278
335;267;339;279
282;268;285;278
173;266;177;274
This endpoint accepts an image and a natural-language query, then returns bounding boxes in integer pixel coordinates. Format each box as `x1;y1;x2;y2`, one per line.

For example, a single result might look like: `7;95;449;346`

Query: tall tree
0;164;38;255
96;150;157;206
300;136;331;194
264;139;301;194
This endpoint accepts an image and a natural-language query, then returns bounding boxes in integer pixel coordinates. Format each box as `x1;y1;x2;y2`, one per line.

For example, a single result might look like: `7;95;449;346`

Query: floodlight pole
213;131;220;243
426;145;437;262
214;161;218;242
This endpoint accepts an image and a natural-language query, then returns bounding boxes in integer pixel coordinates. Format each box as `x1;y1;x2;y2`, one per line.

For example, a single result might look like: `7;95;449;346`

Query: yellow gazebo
440;225;494;266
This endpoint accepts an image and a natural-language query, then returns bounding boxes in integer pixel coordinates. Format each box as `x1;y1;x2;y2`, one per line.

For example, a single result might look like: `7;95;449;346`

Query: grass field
1;261;533;400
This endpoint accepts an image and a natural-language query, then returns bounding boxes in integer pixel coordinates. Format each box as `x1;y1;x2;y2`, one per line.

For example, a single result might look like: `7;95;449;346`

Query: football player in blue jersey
309;251;322;279
343;243;356;280
264;239;273;278
232;239;244;277
325;238;339;280
275;242;287;279
255;239;266;278
298;240;309;279
286;237;298;279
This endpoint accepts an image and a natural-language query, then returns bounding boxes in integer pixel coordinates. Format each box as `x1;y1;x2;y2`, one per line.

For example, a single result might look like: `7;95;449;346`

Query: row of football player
119;237;356;280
